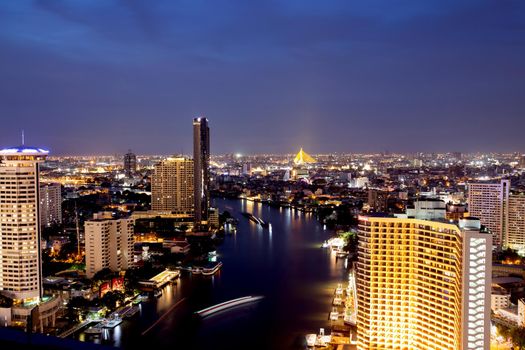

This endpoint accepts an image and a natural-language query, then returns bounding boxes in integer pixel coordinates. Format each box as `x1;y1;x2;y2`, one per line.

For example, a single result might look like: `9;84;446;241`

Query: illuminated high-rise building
0;145;48;301
467;180;509;246
39;182;62;228
193;117;210;229
123;149;137;178
507;192;525;252
357;216;491;350
151;157;194;213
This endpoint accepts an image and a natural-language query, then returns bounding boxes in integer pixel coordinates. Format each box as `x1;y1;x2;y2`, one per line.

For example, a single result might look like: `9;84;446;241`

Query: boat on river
101;314;122;328
196;296;264;318
305;328;331;348
241;212;269;227
329;308;339;321
202;262;223;276
84;326;103;335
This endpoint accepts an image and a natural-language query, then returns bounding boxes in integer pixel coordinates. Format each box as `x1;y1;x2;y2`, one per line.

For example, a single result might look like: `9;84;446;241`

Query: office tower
39;182;62;228
123;149;137;178
357;216;491;350
193;117;210;229
467;180;510;246
85;212;134;279
0;146;48;301
151;157;194;212
507;193;525;252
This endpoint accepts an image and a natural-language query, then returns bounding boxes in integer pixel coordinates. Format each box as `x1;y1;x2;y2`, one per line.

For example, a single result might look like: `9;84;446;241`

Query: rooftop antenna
21;129;25;146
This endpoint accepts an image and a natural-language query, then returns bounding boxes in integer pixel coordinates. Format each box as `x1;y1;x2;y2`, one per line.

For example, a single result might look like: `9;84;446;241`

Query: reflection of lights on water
344;258;348;269
323;224;326;230
113;326;121;347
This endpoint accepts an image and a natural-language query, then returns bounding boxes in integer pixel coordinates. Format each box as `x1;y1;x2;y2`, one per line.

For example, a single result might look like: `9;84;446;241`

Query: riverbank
73;198;347;350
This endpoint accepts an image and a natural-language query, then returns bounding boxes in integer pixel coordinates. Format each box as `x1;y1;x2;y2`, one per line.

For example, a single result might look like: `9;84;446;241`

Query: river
80;198;346;349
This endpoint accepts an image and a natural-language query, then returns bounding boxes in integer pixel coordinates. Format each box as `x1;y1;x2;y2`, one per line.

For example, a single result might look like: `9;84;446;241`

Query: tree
0;294;13;308
497;323;511;341
101;291;125;310
67;296;91;322
511;327;525;350
92;268;115;281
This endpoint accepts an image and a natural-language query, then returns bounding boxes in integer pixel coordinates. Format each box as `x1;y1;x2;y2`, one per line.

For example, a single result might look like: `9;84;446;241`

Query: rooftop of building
412;197;445;202
0;145;49;156
491;285;510;295
360;214;488;232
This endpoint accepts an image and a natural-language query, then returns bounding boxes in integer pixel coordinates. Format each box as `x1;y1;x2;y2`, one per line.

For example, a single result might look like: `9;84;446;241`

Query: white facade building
491;287;511;311
85;212;134;279
0;146;48;301
460;219;492;350
395;198;446;220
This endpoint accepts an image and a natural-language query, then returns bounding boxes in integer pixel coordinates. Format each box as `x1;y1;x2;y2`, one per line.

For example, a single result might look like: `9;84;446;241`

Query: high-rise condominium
193;117;210;229
468;179;510;246
0;146;48;301
85;212;134;279
39;182;62;228
123;149;137;178
357;216;491;350
151;157;194;213
507;192;525;252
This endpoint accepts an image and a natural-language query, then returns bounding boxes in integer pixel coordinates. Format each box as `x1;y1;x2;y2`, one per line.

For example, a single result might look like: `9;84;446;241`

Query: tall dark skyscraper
193;117;210;230
123;149;137;178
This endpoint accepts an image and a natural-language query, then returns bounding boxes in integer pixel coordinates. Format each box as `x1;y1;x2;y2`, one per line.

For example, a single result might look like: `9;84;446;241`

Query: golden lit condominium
357;215;491;350
151;157;194;213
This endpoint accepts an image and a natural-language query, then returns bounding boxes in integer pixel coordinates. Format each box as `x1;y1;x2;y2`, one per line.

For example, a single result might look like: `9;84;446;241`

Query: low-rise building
491;286;511;310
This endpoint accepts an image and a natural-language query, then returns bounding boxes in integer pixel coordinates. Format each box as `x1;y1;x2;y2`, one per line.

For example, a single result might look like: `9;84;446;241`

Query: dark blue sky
1;1;524;155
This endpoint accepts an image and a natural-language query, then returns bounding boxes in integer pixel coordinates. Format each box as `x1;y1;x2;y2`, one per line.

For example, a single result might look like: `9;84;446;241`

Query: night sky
1;1;524;155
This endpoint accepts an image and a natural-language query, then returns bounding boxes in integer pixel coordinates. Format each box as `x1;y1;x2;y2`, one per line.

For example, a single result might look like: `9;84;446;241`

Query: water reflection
82;198;345;350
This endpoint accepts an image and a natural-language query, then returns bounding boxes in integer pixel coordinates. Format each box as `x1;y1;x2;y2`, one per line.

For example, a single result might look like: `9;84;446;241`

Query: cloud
0;0;523;153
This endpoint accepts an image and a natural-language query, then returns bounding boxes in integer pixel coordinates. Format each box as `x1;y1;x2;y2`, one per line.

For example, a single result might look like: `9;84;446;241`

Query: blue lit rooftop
0;146;50;156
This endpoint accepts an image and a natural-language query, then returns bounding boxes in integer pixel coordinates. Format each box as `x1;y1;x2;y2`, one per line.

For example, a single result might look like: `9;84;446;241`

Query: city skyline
1;2;525;350
1;1;524;154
